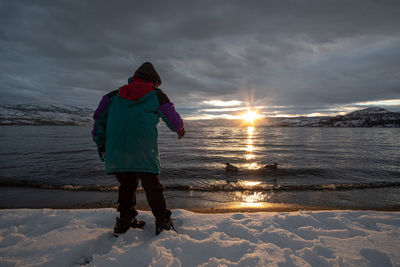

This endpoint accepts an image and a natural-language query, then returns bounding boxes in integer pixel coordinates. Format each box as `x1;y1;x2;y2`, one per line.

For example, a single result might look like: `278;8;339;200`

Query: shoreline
2;206;400;213
0;187;400;214
1;186;400;212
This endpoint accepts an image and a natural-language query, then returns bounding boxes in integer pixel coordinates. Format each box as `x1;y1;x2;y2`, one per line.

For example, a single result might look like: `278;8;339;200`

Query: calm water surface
1;124;399;210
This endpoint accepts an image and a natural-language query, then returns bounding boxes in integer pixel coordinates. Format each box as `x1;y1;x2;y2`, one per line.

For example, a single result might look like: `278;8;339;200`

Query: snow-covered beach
1;209;399;266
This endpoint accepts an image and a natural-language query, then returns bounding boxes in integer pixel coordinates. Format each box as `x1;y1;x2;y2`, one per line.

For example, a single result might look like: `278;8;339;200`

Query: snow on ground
0;209;399;267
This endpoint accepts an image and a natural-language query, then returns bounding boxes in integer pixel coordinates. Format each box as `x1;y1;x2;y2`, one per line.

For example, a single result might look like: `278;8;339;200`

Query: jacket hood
119;77;155;102
133;62;161;87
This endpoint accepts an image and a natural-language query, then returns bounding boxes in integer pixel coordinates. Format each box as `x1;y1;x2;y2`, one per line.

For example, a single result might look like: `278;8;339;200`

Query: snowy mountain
0;104;93;125
290;107;400;127
255;107;399;127
346;107;388;116
0;104;399;127
318;107;400;127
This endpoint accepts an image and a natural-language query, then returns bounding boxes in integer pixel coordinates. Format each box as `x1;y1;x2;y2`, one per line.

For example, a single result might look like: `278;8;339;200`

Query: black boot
114;211;145;235
155;210;175;235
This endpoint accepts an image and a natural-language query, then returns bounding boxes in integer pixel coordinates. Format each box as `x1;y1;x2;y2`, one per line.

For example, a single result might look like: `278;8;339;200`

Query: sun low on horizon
241;109;260;124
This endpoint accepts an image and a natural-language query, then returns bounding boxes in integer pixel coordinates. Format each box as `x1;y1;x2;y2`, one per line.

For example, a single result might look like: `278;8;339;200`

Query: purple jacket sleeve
158;102;184;133
91;90;118;148
155;89;184;133
91;95;109;137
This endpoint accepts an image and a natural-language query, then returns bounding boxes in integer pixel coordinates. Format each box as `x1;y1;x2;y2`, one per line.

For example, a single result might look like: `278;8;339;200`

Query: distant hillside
314;107;400;127
0;104;93;125
255;107;399;127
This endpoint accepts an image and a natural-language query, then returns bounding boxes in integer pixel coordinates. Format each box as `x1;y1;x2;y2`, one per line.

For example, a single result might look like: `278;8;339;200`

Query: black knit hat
133;62;162;86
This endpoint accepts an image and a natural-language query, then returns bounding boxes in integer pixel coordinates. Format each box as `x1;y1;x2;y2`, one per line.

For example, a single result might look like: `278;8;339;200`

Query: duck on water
264;163;279;170
225;163;238;172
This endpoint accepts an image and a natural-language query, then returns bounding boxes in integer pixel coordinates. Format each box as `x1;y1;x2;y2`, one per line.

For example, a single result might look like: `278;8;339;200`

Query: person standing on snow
92;62;185;235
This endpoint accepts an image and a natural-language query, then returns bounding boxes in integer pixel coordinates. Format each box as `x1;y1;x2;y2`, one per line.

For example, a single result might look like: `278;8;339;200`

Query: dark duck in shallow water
265;163;278;170
225;163;238;172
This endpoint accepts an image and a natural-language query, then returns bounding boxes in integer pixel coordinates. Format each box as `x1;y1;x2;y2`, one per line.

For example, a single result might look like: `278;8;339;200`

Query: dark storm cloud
1;0;399;115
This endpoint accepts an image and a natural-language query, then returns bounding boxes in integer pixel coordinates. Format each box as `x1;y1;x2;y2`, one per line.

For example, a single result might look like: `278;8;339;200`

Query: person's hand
98;146;105;161
177;128;185;139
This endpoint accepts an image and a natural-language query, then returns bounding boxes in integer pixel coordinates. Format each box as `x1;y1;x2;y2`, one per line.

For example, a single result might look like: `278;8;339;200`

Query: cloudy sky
1;0;399;118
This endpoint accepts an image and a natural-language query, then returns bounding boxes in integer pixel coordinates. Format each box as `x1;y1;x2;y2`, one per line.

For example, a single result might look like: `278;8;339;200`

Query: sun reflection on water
239;181;261;187
247;126;254;135
230;125;273;209
236;191;269;208
240;202;263;208
246;162;260;169
244;126;257;166
245;144;255;153
245;154;256;160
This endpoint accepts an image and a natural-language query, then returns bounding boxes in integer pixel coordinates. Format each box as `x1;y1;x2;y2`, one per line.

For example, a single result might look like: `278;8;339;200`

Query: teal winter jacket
92;77;184;174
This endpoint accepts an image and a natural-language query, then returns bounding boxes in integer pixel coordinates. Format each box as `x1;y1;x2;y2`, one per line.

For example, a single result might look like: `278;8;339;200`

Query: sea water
0;123;399;210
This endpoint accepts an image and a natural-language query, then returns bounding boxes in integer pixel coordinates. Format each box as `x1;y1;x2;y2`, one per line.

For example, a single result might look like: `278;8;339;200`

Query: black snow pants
115;172;170;221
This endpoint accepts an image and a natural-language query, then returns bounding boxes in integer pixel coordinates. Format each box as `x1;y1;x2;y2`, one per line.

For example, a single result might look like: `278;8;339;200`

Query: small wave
0;180;119;192
241;167;329;177
43;149;93;155
161;167;331;178
165;182;400;192
1;180;400;192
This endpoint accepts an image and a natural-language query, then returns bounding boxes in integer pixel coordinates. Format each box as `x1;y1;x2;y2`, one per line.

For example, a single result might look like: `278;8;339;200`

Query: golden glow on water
246;162;260;169
224;201;299;211
237;191;268;208
242;125;262;169
245;144;255;152
245;154;256;160
240;202;263;208
245;126;256;156
240;181;261;187
247;126;254;135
